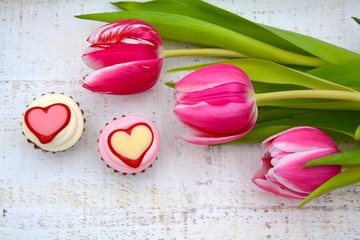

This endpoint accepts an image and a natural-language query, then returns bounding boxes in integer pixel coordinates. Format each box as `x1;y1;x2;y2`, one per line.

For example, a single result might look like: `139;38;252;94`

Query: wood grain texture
1;0;360;239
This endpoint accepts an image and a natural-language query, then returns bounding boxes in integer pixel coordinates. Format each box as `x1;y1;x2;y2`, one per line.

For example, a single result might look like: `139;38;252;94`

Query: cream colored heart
110;125;153;160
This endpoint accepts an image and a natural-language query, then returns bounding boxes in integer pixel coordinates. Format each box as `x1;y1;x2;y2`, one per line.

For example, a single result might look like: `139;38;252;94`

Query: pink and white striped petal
261;127;339;151
82;58;163;95
174;101;256;134
252;169;306;199
179;129;251;145
271;148;341;194
175;64;253;93
82;43;160;70
175;82;252;105
87;20;162;47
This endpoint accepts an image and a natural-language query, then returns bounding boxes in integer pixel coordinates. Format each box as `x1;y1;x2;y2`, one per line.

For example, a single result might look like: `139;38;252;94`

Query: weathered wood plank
1;0;360;239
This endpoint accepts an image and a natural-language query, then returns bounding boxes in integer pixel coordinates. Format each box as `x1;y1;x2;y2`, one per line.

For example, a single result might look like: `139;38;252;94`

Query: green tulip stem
162;48;247;58
255;90;360;103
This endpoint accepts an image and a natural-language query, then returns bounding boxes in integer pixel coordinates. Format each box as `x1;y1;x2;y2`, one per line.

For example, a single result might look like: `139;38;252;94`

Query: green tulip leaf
229;107;360;143
225;125;292;144
352;17;360;26
355;124;360;140
111;0;360;63
264;25;360;63
303;148;360;167
164;81;176;88
75;11;326;67
307;58;360;91
228;125;352;144
252;82;305;93
298;166;360;207
257;108;360;138
257;99;360;111
112;0;309;55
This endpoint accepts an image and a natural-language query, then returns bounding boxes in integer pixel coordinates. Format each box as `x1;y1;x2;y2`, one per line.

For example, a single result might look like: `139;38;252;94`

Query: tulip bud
173;64;257;145
81;20;163;95
252;127;341;199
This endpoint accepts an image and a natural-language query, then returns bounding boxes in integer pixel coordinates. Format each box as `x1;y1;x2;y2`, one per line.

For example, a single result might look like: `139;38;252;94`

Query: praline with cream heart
21;93;85;152
98;115;160;174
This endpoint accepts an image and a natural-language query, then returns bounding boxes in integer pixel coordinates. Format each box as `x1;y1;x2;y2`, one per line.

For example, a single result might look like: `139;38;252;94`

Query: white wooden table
1;0;360;239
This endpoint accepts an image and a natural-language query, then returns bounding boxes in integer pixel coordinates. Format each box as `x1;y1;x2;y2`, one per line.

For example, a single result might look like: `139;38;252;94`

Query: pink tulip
252;127;341;199
173;64;257;145
81;20;163;95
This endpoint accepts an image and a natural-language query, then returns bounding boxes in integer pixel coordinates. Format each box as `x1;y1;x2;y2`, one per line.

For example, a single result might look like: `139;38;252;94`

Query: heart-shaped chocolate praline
24;103;71;144
108;123;154;168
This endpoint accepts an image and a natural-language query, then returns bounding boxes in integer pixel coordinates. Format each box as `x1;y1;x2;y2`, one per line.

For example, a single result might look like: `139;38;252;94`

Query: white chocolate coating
22;93;84;152
110;125;153;160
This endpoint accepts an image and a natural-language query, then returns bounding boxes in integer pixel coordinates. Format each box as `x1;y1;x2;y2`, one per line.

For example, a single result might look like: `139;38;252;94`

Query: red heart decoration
24;103;71;144
108;123;154;168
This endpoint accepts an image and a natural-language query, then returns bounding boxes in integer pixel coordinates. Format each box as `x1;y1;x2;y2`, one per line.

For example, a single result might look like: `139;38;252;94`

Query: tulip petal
252;169;306;199
272;148;341;194
82;58;163;95
179;129;251;145
180;103;257;145
87;19;162;47
256;126;341;199
264;145;291;165
174;101;256;134
175;82;252;105
267;145;283;158
173;63;257;145
262;127;339;152
82;43;160;70
175;64;253;93
261;154;273;173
